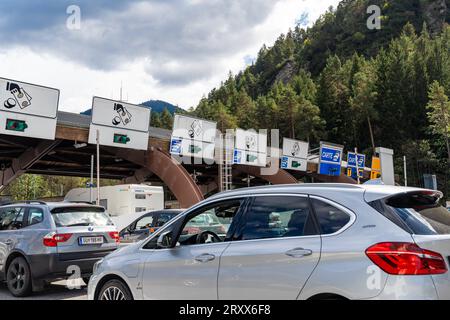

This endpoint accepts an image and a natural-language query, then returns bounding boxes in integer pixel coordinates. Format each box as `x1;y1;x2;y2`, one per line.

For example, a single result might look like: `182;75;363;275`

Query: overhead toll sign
170;114;217;160
347;152;366;179
280;138;309;172
318;142;343;176
0;77;59;140
88;97;151;150
233;128;267;167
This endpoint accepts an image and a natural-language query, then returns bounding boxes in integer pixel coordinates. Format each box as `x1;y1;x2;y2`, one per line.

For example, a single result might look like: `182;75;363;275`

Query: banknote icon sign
112;103;132;126
291;142;300;157
245;135;256;150
188;120;202;139
3;82;32;109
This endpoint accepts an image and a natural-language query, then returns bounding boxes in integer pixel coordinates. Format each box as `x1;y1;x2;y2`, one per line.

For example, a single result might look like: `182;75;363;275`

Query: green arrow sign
189;145;202;154
291;160;301;168
113;133;130;144
5;119;28;132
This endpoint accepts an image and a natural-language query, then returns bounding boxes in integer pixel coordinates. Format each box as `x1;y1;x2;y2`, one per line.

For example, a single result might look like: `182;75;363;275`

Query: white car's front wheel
98;279;133;300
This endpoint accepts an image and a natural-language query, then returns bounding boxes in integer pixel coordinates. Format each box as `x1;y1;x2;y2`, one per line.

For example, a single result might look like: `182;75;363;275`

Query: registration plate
79;236;104;245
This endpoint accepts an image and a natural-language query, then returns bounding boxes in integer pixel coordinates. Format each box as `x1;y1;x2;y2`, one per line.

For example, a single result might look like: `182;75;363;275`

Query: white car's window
136;216;154;230
179;200;242;246
370;191;450;235
239;196;317;241
27;208;44;226
51;206;113;227
0;207;24;231
311;199;351;235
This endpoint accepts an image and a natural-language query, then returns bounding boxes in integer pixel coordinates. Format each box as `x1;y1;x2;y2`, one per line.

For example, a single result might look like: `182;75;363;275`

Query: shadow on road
0;280;87;300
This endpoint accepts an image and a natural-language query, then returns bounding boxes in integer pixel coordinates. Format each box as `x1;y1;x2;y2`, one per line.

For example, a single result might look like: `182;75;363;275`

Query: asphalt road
0;280;87;300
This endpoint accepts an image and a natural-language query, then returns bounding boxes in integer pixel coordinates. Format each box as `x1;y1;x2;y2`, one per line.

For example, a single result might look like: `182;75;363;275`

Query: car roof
206;183;432;203
46;202;105;210
0;201;104;210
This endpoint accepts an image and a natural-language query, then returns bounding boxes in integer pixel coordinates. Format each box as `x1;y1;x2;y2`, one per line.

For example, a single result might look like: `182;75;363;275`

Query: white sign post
375;147;395;186
88;97;151;150
0;77;60;140
233;128;267;167
170;114;217;161
280;138;309;171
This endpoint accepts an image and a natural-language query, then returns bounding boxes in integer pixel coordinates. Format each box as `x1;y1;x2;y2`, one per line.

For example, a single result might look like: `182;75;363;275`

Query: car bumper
368;275;439;300
28;249;116;281
87;272;101;300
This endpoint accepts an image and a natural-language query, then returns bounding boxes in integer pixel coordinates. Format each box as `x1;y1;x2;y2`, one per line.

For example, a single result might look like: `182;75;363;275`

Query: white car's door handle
195;253;216;263
285;248;313;258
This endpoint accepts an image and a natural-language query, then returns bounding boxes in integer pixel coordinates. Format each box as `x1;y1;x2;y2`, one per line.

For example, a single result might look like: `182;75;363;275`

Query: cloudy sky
0;0;340;112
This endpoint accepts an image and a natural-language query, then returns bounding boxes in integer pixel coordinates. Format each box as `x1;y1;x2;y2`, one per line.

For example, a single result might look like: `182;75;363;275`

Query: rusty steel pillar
114;147;204;208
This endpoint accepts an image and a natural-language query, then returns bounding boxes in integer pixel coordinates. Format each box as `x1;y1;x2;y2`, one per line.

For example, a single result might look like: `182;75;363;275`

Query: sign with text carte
170;114;217;160
233;128;267;167
318;142;343;176
347;152;366;178
88;97;151;150
280;138;309;172
0;77;60;140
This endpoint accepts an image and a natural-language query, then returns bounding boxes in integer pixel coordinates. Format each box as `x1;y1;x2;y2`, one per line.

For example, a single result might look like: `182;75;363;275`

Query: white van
65;184;164;217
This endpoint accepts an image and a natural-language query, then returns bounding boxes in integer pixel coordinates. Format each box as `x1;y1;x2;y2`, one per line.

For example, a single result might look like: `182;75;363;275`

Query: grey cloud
0;0;281;85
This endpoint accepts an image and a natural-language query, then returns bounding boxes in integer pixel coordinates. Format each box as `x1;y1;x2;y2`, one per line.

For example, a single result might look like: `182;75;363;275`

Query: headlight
93;259;104;274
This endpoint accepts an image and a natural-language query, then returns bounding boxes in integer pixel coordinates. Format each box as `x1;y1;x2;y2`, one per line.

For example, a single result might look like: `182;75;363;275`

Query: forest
183;0;450;196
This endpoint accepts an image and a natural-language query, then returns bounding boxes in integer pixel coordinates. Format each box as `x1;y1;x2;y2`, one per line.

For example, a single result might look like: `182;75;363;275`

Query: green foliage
3;174;120;201
427;81;450;159
160;108;174;130
191;1;450;197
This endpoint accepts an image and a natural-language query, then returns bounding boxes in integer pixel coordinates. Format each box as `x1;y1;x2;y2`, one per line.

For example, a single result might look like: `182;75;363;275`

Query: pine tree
427;81;450;161
160;108;174;130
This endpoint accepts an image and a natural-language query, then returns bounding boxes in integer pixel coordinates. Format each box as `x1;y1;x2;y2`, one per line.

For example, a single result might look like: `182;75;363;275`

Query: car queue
1;183;450;300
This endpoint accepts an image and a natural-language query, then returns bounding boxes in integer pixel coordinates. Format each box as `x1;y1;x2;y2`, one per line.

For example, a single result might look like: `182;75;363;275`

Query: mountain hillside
191;0;450;197
80;99;183;116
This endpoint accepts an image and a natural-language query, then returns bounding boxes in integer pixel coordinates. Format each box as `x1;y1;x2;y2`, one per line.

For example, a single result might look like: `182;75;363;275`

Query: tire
6;257;32;297
98;279;132;300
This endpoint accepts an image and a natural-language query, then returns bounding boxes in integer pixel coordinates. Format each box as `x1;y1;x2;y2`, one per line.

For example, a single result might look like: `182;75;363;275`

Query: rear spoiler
385;190;443;209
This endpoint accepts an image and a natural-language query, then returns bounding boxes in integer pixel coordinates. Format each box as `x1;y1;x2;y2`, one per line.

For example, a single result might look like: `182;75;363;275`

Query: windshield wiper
65;222;91;227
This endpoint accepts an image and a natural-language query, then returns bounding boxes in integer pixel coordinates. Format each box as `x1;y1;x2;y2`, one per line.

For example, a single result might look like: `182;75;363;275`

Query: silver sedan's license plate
79;236;104;245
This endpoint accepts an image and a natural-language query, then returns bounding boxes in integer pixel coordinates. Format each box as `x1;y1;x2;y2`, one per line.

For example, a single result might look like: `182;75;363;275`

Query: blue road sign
233;149;242;164
281;156;289;169
347;152;366;168
319;145;343;176
170;138;182;154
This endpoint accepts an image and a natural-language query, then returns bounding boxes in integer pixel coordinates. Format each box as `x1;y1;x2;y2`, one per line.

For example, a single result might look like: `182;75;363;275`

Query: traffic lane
0;280;87;300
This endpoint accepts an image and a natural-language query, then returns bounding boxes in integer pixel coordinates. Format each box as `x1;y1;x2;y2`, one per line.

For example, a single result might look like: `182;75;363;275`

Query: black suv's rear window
369;191;450;235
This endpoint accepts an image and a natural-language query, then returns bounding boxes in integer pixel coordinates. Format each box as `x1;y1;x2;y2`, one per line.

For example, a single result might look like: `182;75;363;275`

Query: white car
88;184;450;300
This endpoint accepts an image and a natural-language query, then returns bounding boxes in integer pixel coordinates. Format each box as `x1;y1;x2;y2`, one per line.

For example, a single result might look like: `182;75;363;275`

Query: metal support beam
122;168;154;184
0;140;62;192
235;165;298;184
112;147;204;208
309;172;357;184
